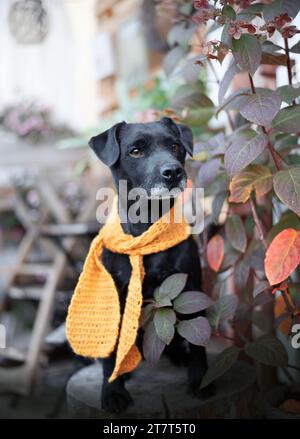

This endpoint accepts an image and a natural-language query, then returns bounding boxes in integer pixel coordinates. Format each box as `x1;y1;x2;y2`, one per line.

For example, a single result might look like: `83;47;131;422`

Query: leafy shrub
142;0;300;383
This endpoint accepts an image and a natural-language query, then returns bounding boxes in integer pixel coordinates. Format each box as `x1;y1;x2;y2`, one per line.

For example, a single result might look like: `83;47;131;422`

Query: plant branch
248;73;256;94
284;38;293;86
249;198;267;249
264;133;282;171
281;288;295;316
284;37;296;105
248;73;282;171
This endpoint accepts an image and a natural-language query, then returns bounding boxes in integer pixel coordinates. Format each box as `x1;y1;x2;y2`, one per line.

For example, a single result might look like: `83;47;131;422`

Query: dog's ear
88;121;126;166
177;123;193;157
160;117;193;157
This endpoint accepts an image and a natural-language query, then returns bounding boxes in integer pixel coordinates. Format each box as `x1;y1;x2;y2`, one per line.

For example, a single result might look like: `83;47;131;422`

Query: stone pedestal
67;357;258;419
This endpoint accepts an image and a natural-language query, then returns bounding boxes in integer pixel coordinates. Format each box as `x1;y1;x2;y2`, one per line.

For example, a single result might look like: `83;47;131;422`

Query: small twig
284;38;293;85
284;38;296;105
248;73;256;94
264;135;282;171
280;288;295;316
249;198;267;249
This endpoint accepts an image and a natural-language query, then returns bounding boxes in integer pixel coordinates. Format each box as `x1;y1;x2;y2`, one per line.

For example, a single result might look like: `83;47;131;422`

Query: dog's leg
187;343;215;399
101;354;134;413
164;332;189;366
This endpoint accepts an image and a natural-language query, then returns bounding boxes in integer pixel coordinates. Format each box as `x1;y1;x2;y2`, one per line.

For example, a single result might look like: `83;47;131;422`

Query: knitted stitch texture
66;197;190;382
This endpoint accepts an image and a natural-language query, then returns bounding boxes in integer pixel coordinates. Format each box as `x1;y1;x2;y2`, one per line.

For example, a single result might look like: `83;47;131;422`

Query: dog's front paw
187;380;216;399
101;382;134;413
164;342;189;366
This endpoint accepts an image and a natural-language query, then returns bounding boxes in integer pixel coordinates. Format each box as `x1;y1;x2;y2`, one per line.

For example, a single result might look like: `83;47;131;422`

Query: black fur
89;118;214;413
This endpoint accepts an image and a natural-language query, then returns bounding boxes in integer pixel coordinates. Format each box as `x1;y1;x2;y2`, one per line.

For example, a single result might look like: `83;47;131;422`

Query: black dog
89;117;212;413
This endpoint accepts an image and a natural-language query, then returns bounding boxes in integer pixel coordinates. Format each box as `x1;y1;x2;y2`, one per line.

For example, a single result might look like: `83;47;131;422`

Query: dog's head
89;117;193;198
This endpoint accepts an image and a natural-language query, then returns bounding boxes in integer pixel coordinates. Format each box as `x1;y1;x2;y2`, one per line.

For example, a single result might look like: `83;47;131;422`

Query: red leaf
264;228;300;285
206;235;224;272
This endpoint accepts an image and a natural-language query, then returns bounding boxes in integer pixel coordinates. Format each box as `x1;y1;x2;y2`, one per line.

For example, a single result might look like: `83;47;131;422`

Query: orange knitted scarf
66;197;190;382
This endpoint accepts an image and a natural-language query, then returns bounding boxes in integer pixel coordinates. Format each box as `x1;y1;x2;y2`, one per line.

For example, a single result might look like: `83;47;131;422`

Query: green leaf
208;295;238;330
153;308;176;345
248;239;265;272
274;133;298;154
177;316;211;346
235;258;250;289
218;61;241;104
272;105;300;133
200;346;241;389
206;172;230;197
261;52;287;66
139;303;155;328
220;241;241;271
222;5;236;20
263;0;300;22
253;280;270;299
212;191;227;224
182;55;206;83
237;2;265;20
273;167;300;216
167;22;196;48
216;89;250;116
154;273;188;305
277;85;300;104
262;41;284;54
163;46;187;76
198;158;221;187
173;291;214;314
224;132;267;177
142;321;166;366
229;164;273;203
267;211;300;244
240;89;282;127
286;155;300;166
245;335;288;367
232;34;262;76
225;215;247;253
171;84;213;110
194;132;225;158
290;41;300;54
221;22;232;48
182;107;215;127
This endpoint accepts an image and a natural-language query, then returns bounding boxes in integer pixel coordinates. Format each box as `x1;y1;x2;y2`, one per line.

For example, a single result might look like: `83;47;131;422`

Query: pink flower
194;0;210;9
227;21;242;39
239;22;256;34
220;0;253;8
192;6;217;24
281;25;300;38
227;20;257;39
274;13;292;28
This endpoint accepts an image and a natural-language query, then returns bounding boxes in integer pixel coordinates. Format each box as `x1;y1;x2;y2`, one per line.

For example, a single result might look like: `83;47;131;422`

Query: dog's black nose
161;164;183;181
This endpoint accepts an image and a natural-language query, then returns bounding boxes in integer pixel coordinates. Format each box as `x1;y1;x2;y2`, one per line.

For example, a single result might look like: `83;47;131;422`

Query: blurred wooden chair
0;175;99;396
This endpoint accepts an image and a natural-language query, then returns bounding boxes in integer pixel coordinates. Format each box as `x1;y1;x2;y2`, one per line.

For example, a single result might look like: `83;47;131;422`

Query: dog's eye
129;147;144;158
172;143;180;153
